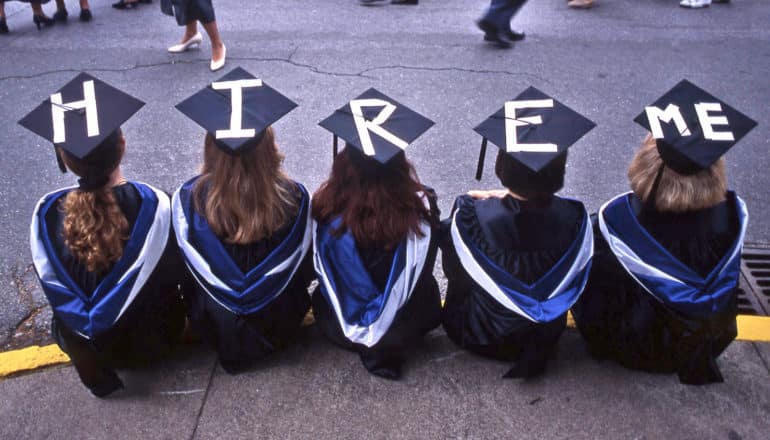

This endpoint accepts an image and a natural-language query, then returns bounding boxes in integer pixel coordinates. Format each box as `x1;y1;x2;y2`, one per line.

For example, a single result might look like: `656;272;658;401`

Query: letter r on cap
350;99;409;156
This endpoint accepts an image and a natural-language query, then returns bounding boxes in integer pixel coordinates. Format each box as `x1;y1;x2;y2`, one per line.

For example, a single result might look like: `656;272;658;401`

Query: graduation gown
30;182;185;397
572;191;747;385
441;194;593;377
172;177;313;374
311;190;442;379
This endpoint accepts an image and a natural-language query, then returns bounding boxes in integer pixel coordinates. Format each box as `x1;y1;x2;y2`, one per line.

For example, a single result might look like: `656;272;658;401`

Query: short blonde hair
627;134;727;213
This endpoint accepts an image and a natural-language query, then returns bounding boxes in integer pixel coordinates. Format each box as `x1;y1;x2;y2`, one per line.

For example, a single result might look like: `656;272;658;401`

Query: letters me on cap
175;66;298;154
318;88;435;165
18;72;145;159
474;86;596;175
633;79;757;172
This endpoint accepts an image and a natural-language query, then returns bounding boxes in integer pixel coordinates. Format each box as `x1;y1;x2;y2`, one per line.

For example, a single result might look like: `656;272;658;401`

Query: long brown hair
628;134;728;213
192;127;298;244
312;146;432;250
59;134;129;274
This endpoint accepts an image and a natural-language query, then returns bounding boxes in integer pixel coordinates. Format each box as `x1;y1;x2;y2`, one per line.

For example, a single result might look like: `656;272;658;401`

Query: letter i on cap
18;72;145;172
175;66;298;154
473;86;596;180
634;79;757;175
318;88;435;165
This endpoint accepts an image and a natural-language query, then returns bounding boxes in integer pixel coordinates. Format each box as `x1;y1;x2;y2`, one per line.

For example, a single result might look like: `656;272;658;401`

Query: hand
467;189;509;200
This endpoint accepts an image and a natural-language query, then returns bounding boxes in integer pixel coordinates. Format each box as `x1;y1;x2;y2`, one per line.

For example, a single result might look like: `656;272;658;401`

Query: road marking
0;344;70;378
1;314;769;378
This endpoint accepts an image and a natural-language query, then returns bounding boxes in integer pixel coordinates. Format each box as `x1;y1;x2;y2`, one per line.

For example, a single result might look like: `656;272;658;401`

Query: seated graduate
311;89;442;379
441;87;596;378
572;80;757;385
172;67;313;373
20;74;185;397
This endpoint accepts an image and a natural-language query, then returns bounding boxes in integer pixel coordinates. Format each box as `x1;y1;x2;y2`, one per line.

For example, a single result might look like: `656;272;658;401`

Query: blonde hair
628;134;727;213
193;127;298;244
59;138;129;274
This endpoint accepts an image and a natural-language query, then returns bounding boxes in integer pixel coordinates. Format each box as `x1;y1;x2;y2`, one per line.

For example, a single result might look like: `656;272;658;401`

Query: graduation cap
175;66;298;154
318;88;434;165
18;72;145;171
473;86;595;181
634;79;757;175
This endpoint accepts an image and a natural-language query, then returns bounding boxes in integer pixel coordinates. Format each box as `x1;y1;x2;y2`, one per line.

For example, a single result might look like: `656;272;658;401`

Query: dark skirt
161;0;216;26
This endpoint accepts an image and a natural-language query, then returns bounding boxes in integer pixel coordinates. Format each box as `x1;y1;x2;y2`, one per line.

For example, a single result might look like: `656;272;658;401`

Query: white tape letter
50;80;100;144
695;102;734;141
644;104;691;139
349;99;409;156
212;79;263;139
504;99;557;153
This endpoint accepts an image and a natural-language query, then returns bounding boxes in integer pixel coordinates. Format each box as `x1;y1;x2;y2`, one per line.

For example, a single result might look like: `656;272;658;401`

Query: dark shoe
391;0;418;4
33;14;55;30
478;19;511;48
504;29;525;41
112;0;138;9
0;17;8;34
53;8;68;23
79;9;92;22
139;0;152;3
359;0;387;4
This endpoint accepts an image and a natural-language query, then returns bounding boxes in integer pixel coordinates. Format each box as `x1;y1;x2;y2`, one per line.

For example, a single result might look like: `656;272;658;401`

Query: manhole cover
739;246;770;316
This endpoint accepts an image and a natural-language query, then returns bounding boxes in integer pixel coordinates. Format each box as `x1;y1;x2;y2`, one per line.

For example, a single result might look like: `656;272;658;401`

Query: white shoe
679;0;711;8
167;32;202;53
210;44;226;72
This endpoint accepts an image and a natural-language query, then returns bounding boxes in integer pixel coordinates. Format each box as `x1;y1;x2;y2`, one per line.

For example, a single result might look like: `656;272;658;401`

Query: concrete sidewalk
2;328;769;439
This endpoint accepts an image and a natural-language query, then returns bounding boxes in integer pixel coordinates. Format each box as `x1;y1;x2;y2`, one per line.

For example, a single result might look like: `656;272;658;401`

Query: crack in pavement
0;49;548;83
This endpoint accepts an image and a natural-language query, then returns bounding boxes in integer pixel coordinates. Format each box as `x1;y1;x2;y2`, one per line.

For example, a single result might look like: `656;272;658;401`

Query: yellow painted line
0;314;768;378
0;344;70;378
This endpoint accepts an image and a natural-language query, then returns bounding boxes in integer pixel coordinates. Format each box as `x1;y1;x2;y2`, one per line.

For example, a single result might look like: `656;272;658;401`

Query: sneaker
567;0;594;9
679;0;711;8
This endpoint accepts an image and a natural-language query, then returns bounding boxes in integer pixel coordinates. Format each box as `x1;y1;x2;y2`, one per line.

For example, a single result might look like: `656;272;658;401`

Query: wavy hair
59;133;129;274
192;128;298;244
628;134;728;213
312;146;432;250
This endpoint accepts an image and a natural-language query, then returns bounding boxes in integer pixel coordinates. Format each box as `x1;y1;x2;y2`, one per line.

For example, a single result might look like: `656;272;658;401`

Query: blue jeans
481;0;527;31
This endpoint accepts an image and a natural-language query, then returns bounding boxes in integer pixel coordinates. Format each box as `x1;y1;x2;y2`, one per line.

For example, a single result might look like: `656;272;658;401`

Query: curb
1;314;769;379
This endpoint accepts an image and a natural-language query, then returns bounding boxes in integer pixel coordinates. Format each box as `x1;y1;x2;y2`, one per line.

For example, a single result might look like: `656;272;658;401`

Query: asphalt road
0;0;768;345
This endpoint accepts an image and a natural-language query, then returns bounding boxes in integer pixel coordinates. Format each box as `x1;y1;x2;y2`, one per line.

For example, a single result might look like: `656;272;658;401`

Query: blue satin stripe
315;218;406;327
33;182;163;339
454;204;592;323
600;192;747;317
176;177;311;315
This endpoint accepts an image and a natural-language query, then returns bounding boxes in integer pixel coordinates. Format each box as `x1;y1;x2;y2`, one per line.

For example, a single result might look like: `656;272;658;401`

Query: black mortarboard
473;86;595;180
175;67;298;154
318;88;434;165
634;79;757;175
18;72;144;170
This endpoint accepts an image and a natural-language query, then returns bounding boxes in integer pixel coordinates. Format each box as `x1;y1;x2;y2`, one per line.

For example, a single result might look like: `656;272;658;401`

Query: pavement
0;0;769;438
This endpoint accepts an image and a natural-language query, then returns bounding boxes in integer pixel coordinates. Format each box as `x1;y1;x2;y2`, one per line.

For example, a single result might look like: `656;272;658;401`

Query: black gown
311;189;443;379
440;194;584;377
46;184;186;396
572;194;741;384
181;188;313;374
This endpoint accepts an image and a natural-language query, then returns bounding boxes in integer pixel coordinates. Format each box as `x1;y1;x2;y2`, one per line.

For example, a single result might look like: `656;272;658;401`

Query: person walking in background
161;0;226;71
0;0;55;33
477;0;528;49
52;0;91;22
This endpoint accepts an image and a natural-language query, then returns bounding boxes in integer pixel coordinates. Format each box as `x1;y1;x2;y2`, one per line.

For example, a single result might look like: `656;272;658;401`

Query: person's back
573;134;746;384
173;129;313;374
311;146;442;379
31;132;184;397
441;150;592;377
